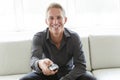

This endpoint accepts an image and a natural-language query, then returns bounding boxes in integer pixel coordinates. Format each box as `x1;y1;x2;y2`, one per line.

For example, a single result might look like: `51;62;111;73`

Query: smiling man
20;3;96;80
45;6;66;49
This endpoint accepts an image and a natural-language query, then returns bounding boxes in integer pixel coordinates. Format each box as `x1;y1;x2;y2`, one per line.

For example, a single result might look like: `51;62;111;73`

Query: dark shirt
31;28;86;80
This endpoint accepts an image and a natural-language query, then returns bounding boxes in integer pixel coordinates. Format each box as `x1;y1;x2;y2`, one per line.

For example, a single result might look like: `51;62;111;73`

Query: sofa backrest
0;40;32;76
81;37;91;71
89;35;120;70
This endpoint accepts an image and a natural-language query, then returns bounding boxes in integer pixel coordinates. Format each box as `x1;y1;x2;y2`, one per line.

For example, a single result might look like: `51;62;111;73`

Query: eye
57;16;62;20
49;16;54;20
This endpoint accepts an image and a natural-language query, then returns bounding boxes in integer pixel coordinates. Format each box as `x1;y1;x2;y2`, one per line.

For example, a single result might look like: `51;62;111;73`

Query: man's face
46;8;67;36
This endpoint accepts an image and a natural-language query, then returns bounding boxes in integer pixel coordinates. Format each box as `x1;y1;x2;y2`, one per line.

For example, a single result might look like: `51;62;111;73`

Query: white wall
0;0;120;36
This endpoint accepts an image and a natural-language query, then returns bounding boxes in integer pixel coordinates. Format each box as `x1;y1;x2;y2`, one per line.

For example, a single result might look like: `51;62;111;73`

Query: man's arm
30;33;58;75
30;34;44;73
60;33;86;80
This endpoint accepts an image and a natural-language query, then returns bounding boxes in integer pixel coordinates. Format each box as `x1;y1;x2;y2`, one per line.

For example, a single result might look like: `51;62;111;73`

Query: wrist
37;60;43;69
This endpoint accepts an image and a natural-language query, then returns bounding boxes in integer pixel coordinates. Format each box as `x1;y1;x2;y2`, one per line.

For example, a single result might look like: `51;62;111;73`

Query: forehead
47;8;63;16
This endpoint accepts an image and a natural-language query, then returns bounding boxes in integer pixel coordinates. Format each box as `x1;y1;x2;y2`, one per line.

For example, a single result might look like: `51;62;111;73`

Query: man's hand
38;58;58;76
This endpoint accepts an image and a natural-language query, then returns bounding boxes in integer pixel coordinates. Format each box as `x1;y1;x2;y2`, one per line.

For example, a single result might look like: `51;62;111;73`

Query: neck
50;32;63;44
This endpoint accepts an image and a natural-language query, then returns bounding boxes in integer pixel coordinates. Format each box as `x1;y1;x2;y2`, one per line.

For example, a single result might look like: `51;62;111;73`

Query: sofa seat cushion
0;74;26;80
93;68;120;80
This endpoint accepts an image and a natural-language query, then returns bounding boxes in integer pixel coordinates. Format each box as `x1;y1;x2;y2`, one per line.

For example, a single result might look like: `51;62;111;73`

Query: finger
44;59;53;65
50;70;58;75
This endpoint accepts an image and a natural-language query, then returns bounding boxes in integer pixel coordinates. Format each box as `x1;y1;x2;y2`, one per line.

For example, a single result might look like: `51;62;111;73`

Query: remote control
48;64;59;71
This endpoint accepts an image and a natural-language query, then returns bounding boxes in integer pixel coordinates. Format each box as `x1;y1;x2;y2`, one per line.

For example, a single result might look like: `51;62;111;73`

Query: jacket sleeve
60;33;87;80
30;33;44;73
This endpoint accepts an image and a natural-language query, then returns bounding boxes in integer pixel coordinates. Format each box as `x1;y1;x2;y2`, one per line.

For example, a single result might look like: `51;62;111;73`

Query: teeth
53;26;59;28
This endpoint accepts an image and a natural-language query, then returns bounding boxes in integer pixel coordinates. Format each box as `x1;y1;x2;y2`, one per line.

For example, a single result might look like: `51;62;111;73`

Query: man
20;3;96;80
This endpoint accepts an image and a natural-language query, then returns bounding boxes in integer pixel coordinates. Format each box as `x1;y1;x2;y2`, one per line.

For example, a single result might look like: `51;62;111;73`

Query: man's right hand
38;58;58;76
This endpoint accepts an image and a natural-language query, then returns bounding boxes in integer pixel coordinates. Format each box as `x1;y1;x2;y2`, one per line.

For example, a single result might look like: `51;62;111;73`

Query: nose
53;19;58;24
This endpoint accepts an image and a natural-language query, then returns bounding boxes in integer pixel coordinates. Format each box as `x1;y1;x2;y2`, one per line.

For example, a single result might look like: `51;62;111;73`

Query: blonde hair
46;3;66;17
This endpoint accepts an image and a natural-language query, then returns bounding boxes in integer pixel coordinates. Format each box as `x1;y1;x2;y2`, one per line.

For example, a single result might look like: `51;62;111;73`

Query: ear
64;17;67;24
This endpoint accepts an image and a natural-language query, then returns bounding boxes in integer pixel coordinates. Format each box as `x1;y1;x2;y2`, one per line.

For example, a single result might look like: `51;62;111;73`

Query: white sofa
0;35;120;80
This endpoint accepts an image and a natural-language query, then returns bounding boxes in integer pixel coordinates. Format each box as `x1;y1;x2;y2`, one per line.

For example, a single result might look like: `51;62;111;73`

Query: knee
19;77;31;80
83;75;96;80
19;77;26;80
89;76;97;80
19;77;24;80
84;72;97;80
77;72;97;80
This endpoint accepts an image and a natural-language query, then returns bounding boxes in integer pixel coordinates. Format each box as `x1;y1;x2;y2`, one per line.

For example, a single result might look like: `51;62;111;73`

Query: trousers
20;71;96;80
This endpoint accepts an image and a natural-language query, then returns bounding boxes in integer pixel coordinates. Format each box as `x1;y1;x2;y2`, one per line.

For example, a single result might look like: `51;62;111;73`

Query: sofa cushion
81;37;91;71
0;40;32;75
89;35;120;69
93;68;120;80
